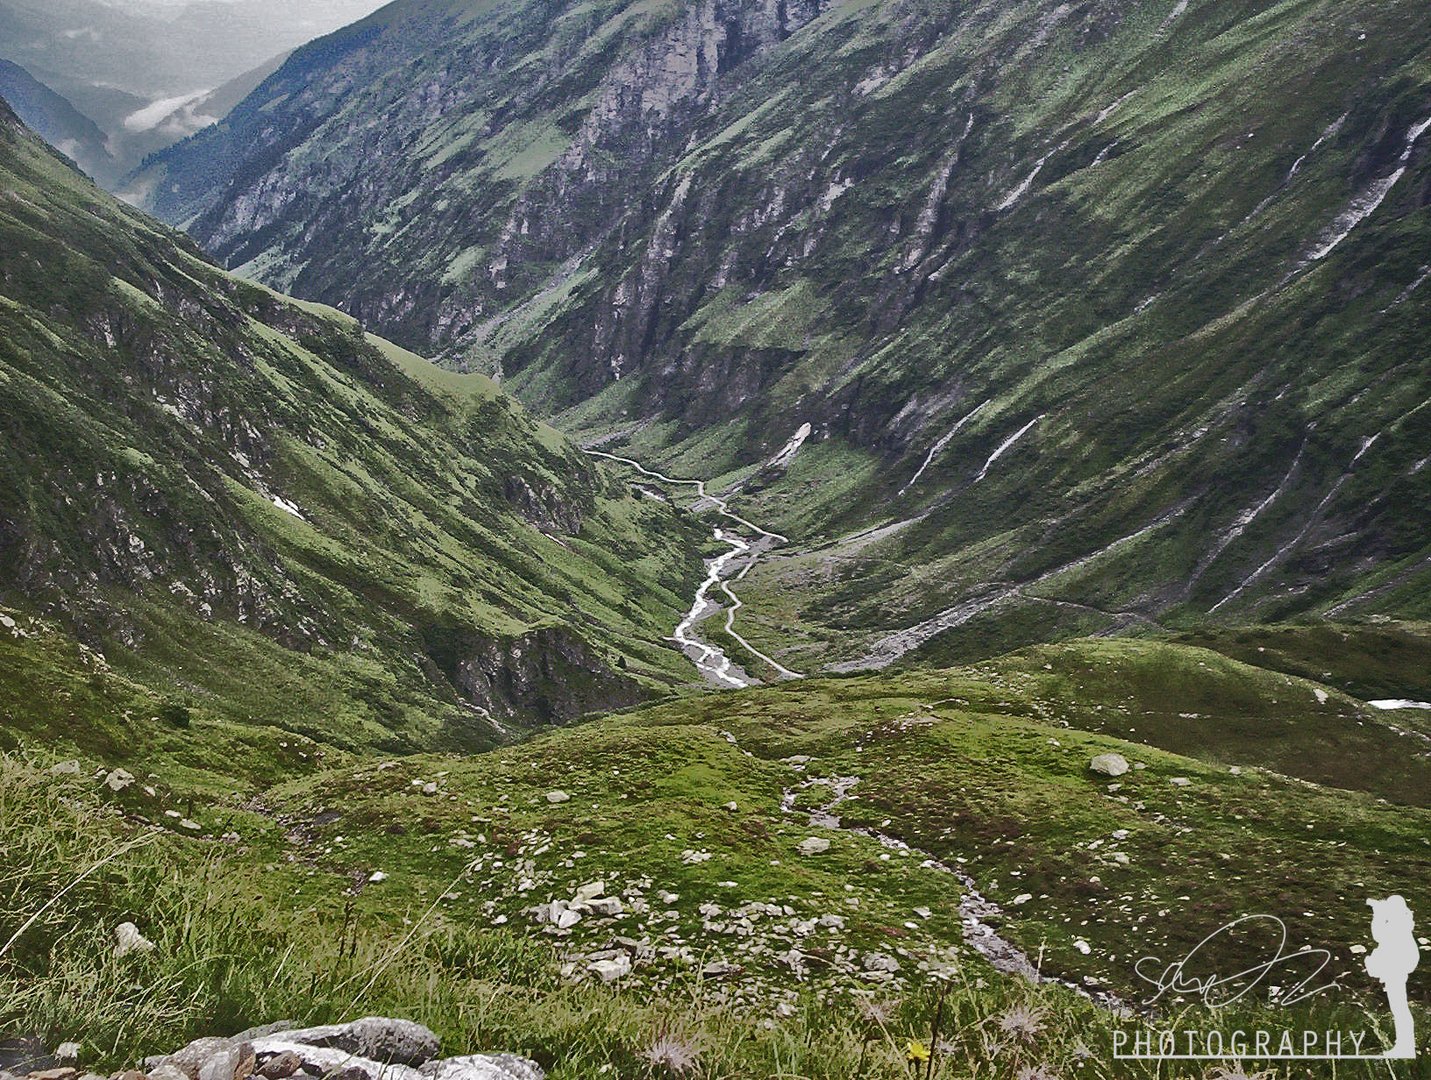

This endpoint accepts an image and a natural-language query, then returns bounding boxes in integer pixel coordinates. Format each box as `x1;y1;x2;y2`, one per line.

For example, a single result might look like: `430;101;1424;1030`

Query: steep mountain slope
132;0;1431;671
0;61;116;183
0;100;705;750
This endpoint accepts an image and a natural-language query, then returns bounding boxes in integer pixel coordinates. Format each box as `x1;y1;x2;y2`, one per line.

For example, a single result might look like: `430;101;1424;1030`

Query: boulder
158;1038;248;1080
264;1018;440;1067
248;1042;422;1080
1088;753;1129;777
419;1056;544;1080
544;791;570;804
796;837;831;856
0;1035;52;1074
255;1051;302;1080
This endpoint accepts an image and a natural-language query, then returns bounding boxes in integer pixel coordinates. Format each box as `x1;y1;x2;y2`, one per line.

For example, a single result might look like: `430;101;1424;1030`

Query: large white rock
1089;753;1129;777
270;1018;440;1066
797;837;831;856
420;1056;544;1080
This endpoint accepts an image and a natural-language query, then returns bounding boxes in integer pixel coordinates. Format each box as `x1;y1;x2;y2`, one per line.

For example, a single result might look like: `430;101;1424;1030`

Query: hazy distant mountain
0;58;116;181
0;0;386;178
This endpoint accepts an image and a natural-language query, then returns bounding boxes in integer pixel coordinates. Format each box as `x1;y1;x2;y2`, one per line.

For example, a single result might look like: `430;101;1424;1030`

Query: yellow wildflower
906;1040;932;1063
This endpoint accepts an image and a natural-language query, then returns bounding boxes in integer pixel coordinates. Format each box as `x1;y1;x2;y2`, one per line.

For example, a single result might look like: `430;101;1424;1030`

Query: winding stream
583;448;803;687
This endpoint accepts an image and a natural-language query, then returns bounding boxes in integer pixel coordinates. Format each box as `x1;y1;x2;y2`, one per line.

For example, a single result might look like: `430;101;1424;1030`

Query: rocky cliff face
133;0;1431;664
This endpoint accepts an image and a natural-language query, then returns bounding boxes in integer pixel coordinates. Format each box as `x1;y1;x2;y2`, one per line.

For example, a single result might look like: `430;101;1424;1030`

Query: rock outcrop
58;1018;548;1080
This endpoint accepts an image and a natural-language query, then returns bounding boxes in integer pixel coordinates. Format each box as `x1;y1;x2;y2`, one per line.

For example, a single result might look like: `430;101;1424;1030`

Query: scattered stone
862;953;900;973
796;837;831;856
49;761;82;776
51;1047;79;1066
113;922;154;958
544;790;570;804
368;871;388;883
103;769;135;793
1088;753;1129;777
573;881;605;902
589;955;632;983
1169;777;1191;787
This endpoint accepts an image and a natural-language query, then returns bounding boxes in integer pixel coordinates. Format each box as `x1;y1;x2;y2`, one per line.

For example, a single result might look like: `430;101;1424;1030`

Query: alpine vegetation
1;0;1429;1076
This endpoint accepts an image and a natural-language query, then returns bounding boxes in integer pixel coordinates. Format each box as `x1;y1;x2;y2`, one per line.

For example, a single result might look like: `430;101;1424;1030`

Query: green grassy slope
0;100;706;751
3;632;1426;1077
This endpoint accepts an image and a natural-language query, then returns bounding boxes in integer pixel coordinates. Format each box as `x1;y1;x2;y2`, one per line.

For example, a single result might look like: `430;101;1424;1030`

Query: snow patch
1303;114;1431;264
1156;0;1189;34
1368;699;1431;711
995;155;1051;211
767;422;813;471
271;495;306;519
973;414;1044;482
899;400;990;494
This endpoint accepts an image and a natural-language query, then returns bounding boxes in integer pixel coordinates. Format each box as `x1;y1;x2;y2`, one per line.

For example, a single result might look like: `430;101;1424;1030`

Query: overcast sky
95;0;393;34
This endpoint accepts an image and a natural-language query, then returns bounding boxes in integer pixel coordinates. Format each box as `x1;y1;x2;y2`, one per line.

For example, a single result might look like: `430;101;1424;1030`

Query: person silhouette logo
1366;896;1419;1059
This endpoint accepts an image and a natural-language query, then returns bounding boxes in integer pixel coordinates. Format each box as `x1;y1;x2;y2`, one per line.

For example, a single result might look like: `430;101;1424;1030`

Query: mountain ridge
0;97;706;750
126;0;1431;672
